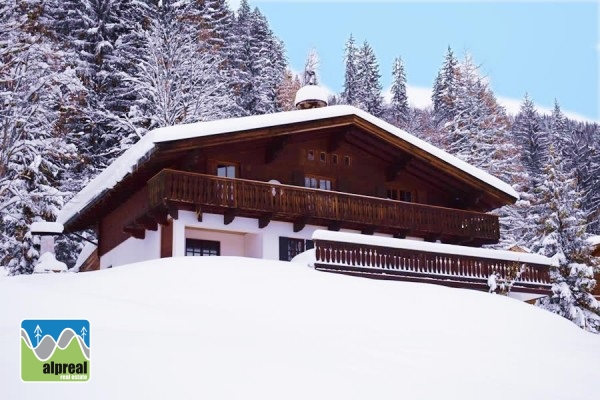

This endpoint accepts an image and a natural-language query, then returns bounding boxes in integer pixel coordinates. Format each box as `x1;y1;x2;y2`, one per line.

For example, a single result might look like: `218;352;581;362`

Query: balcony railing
313;238;552;294
147;169;500;243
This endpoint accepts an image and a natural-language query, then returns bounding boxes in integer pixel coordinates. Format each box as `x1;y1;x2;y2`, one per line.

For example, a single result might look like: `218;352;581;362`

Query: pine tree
342;34;358;106
355;40;383;117
535;144;600;333
232;2;286;115
432;46;458;125
389;56;409;127
512;94;547;186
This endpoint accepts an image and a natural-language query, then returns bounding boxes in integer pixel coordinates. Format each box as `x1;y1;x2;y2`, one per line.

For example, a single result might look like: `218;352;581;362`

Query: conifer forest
1;0;599;331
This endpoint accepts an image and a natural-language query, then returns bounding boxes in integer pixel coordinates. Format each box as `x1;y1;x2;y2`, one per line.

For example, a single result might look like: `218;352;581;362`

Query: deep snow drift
1;256;599;399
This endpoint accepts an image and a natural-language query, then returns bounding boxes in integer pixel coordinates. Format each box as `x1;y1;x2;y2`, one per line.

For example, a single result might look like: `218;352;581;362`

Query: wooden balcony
145;169;500;244
313;237;552;295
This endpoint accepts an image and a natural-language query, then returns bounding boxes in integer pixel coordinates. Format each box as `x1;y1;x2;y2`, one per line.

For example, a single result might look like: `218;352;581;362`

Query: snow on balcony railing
312;230;554;292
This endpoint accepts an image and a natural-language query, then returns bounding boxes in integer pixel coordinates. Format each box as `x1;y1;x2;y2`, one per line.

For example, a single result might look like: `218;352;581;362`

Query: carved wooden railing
148;169;500;242
313;239;552;294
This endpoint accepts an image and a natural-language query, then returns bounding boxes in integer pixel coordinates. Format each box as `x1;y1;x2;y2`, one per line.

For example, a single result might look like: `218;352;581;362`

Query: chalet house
56;87;553;297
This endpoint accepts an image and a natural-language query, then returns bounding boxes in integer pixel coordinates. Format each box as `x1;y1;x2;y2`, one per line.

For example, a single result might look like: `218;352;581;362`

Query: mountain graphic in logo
21;319;90;382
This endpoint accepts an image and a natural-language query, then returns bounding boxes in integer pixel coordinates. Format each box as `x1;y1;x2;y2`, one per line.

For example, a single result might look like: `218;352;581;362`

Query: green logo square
21;319;90;382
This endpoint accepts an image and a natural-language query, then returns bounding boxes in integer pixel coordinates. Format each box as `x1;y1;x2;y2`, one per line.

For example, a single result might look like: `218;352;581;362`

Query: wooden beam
328;221;342;231
424;233;441;243
293;217;309;233
394;229;410;239
361;227;375;235
265;136;288;164
148;208;169;226
258;213;272;229
123;225;145;240
136;215;158;231
166;201;178;220
224;209;237;225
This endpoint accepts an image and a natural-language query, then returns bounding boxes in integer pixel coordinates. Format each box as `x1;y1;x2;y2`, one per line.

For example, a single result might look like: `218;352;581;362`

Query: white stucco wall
185;227;246;256
100;229;161;269
174;211;399;261
100;210;420;267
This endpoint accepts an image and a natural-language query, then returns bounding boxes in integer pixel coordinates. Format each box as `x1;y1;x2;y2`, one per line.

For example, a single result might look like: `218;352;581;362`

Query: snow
1;256;599;399
73;242;97;271
294;85;328;107
587;235;600;247
290;248;316;267
32;252;68;273
29;221;64;235
0;266;8;278
312;230;557;266
56;105;518;226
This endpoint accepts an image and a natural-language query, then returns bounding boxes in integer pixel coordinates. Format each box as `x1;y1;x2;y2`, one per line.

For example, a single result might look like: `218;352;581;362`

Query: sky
230;1;599;122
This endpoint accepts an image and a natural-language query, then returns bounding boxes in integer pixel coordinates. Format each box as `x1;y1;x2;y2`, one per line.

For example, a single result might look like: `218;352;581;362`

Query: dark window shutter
279;237;289;261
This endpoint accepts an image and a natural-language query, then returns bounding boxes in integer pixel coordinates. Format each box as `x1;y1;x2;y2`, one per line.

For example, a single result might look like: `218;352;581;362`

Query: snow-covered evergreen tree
342;34;358;106
233;0;286;115
512;94;547;186
443;54;516;183
388;56;409;128
354;41;383;117
125;0;236;130
535;144;600;333
432;46;458;126
0;0;81;274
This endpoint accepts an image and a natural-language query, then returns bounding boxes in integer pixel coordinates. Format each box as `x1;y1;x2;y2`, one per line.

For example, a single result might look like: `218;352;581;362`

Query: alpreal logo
21;319;90;382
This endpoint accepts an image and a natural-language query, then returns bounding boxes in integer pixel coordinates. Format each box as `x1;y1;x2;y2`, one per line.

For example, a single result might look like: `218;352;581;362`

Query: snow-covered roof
57;105;518;226
74;242;98;270
312;230;557;266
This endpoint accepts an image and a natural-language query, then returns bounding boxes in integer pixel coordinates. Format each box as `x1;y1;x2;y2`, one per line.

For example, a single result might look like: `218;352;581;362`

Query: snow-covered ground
2;256;599;399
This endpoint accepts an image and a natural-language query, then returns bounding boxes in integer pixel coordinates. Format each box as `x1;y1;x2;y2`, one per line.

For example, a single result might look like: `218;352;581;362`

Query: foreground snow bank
1;257;599;400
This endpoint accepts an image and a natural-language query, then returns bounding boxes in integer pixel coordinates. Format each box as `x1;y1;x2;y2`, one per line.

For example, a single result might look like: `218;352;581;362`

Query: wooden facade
59;108;534;286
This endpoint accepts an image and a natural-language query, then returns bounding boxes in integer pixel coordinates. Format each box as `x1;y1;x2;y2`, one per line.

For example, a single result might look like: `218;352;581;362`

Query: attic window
387;188;413;202
332;154;338;164
307;150;315;161
344;156;351;166
216;163;236;178
320;152;326;162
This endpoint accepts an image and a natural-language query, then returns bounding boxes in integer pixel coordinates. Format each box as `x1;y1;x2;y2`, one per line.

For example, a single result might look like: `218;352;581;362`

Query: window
387;188;413;202
186;239;220;256
307;150;315;161
320;152;326;162
344;156;351;166
279;237;314;261
216;163;236;178
332;154;338;165
305;175;332;191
